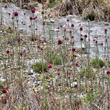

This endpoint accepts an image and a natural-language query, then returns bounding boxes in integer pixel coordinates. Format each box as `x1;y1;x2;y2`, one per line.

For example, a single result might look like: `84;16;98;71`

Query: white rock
50;19;55;23
0;78;6;82
71;81;77;87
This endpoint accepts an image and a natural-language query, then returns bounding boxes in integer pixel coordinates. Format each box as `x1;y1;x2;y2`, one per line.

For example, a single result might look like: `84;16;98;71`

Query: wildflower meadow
0;1;110;110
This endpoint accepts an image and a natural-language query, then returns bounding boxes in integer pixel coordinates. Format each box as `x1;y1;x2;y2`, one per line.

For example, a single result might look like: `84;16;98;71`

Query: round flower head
8;13;11;16
67;19;69;22
73;54;77;57
68;77;70;79
69;30;72;33
2;89;7;93
64;28;66;32
57;27;60;29
101;43;103;46
49;61;52;64
58;83;61;86
48;65;52;68
80;27;83;31
72;48;76;52
8;27;11;29
72;42;74;45
106;70;110;75
106;58;108;61
31;9;35;13
19;53;23;56
43;21;45;25
57;68;61;71
80;38;83;41
4;5;7;8
30;17;33;20
93;77;95;80
68;73;71;75
18;37;21;42
71;24;74;27
37;46;40;48
40;48;43;51
90;88;93;91
42;11;44;14
75;62;79;67
35;16;37;19
8;40;11;44
105;29;107;34
58;40;62;45
13;12;18;16
57;72;60;75
6;50;10;54
95;40;98;44
84;35;87;38
71;36;74;39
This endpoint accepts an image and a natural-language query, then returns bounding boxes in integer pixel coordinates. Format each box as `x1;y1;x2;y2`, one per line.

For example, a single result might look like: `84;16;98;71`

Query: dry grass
0;80;39;110
60;0;110;21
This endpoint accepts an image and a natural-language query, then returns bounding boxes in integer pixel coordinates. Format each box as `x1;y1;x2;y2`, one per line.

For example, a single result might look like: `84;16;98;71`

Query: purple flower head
2;89;7;93
48;65;52;69
31;9;35;13
13;12;18;16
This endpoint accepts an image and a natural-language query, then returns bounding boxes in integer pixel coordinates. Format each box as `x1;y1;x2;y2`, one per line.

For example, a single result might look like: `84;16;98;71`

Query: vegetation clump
81;67;95;78
32;62;48;73
91;58;105;68
48;0;61;8
6;28;14;33
81;90;100;106
49;55;62;65
0;82;3;95
60;0;110;21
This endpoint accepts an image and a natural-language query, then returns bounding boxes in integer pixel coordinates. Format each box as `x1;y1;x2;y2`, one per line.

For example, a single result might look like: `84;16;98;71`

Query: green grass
91;58;105;68
6;29;14;33
0;82;3;95
81;66;95;78
81;90;100;106
32;62;48;73
48;0;61;8
49;55;62;65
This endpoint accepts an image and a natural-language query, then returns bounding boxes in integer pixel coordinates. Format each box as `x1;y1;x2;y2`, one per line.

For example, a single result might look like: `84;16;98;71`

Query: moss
32;62;48;73
91;58;105;68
